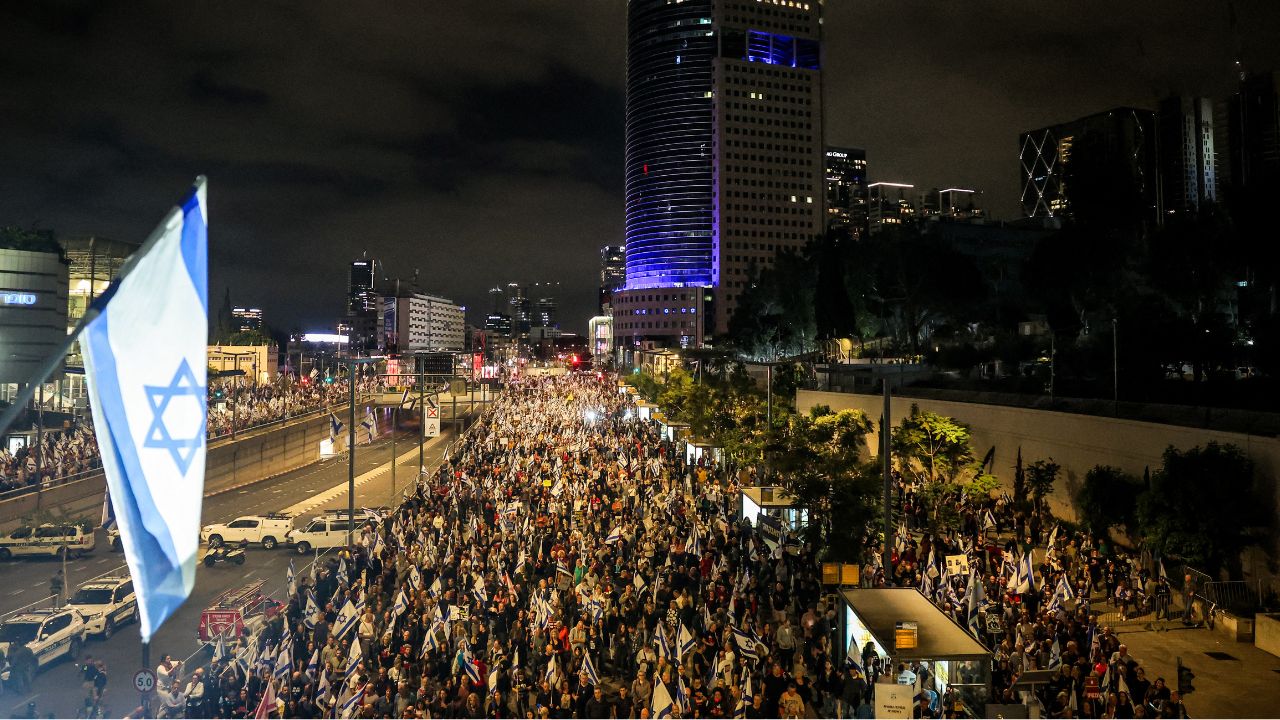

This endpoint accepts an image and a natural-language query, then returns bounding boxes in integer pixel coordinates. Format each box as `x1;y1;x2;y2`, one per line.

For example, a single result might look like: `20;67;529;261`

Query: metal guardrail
0;464;105;505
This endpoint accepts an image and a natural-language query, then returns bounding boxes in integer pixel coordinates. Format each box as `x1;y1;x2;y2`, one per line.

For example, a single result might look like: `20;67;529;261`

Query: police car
0;524;95;560
67;577;136;639
0;608;87;669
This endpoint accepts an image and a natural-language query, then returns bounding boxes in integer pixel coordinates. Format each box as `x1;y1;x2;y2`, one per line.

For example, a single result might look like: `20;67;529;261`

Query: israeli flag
655;624;674;662
287;559;296;598
677;622;696;657
732;627;759;661
652;679;674;719
335;599;360;639
329;413;344;442
307;649;320;678
304;590;320;629
604;526;623;545
82;177;208;643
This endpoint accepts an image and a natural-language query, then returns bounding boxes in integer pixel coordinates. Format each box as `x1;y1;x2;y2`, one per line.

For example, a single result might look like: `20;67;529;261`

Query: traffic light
1177;658;1195;695
213;388;224;400
324;375;334;385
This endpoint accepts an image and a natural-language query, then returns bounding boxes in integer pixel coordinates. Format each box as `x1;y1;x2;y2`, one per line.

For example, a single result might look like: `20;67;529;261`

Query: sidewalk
1115;623;1280;718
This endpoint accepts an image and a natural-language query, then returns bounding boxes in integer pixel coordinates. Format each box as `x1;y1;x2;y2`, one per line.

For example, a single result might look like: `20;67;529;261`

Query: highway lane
1;423;456;718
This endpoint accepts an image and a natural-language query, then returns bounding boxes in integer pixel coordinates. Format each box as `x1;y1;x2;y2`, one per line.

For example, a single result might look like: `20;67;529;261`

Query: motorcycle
202;544;246;567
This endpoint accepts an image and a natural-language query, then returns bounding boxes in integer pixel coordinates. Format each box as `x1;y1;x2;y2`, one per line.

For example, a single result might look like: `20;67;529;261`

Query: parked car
200;513;293;549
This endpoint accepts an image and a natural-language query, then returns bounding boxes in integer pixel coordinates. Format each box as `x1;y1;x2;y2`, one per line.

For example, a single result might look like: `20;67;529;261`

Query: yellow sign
842;564;860;586
822;563;841;585
894;621;918;650
821;563;861;586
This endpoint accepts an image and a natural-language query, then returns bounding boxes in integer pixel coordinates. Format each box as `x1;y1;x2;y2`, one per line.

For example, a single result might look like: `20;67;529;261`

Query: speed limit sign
134;668;156;694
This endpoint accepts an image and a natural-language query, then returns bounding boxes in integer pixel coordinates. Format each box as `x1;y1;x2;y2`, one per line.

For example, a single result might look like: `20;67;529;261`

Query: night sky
1;1;1277;336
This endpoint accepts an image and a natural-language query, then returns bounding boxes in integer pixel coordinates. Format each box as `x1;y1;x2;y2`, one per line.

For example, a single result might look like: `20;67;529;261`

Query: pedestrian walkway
1116;623;1280;717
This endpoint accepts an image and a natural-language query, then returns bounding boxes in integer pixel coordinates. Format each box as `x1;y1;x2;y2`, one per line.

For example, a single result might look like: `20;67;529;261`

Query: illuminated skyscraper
615;0;826;347
825;147;868;240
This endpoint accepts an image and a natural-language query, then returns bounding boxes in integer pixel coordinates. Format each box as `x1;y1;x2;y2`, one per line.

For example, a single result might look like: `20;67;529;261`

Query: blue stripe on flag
85;313;188;633
179;190;208;313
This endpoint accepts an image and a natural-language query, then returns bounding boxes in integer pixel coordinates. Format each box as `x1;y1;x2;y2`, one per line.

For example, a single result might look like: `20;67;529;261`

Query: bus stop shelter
840;588;991;716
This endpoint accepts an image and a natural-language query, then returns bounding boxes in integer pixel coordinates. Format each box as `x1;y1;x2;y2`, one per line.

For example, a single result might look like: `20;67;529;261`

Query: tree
1075;465;1140;537
1136;442;1258;578
891;405;976;485
1025;458;1060;520
767;408;877;562
891;405;991;531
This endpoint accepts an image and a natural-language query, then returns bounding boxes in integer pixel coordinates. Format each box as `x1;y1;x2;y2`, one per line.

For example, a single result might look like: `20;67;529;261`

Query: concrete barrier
1256;613;1280;657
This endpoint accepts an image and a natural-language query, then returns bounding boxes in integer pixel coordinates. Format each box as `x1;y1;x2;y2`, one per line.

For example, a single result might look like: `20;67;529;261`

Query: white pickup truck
200;514;293;550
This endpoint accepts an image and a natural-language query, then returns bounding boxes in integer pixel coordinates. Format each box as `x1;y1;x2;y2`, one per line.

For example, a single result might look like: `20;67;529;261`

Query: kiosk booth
739;486;808;551
684;438;723;466
839;588;991;717
635;401;657;421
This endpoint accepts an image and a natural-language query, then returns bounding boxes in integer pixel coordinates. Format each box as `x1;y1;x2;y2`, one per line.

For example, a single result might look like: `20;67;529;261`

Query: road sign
424;416;440;438
426;407;439;418
134;668;157;694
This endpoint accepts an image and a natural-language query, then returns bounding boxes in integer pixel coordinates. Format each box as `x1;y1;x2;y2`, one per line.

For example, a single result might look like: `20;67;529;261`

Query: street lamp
339;356;378;552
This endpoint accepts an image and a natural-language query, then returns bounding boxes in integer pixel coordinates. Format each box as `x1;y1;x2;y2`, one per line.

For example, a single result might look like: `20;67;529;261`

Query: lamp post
341;356;377;552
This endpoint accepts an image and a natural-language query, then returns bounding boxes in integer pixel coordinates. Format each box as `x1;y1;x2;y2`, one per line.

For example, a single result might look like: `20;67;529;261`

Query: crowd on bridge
0;424;100;495
206;375;384;439
126;372;1192;719
0;375;382;500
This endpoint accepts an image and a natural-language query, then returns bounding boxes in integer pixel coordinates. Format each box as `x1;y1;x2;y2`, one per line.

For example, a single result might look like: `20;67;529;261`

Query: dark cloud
0;0;1275;335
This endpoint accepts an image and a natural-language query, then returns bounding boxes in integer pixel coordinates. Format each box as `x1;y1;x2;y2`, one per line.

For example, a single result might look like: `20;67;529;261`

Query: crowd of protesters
865;479;1191;718
161;373;880;719
0;424;100;494
130;372;1191;719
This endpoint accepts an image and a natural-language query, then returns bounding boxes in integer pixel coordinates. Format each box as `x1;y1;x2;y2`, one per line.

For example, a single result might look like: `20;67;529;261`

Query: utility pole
347;362;356;553
418;355;425;477
1112;317;1119;414
882;378;893;582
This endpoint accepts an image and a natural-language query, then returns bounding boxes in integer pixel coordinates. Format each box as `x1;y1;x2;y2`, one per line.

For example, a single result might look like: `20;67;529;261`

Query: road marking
30;581;41;588
8;589;23;596
97;558;109;564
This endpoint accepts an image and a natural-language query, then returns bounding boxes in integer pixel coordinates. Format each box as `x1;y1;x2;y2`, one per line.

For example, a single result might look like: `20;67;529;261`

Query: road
0;422;455;718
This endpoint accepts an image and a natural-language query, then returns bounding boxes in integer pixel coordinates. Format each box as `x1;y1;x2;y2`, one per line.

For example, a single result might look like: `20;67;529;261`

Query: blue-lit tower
623;0;717;291
615;0;826;349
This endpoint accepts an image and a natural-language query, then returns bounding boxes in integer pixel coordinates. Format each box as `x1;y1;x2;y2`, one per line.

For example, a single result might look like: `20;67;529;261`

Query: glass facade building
624;0;717;291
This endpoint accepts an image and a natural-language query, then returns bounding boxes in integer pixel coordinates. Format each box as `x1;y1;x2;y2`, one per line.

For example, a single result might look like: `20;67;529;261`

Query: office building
0;232;68;387
232;306;264;333
382;292;465;353
506;282;531;342
615;0;826;348
867;182;916;233
59;235;138;405
919;188;984;222
1158;95;1218;215
533;282;560;329
345;258;382;353
825;147;868;240
1019;107;1161;224
600;245;626;312
1216;71;1280;200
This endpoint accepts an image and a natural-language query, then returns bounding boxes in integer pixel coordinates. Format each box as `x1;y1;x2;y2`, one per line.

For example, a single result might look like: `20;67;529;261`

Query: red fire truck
197;580;282;643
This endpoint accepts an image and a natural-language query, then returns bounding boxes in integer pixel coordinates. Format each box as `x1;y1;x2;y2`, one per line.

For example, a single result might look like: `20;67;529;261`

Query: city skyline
0;1;1277;334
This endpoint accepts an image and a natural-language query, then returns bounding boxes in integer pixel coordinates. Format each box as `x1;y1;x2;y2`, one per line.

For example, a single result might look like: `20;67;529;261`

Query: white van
0;524;96;560
286;510;380;554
